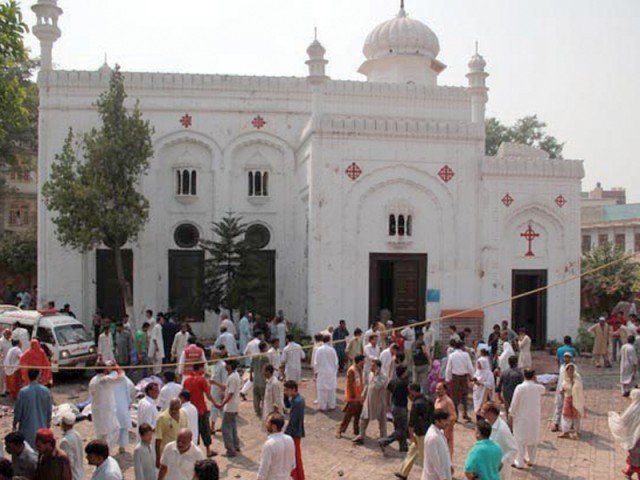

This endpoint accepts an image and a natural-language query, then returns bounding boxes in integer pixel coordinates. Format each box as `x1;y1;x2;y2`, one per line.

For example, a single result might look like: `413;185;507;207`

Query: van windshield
55;324;92;346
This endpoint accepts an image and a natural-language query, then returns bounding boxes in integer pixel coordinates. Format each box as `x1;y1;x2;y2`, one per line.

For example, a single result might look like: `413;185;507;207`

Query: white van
0;309;97;372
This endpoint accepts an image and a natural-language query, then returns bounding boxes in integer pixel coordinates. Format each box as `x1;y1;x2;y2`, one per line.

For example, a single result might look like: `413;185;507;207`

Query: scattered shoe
394;474;408;480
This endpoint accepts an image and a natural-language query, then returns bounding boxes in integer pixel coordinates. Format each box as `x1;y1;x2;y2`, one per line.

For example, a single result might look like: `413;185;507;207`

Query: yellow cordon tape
23;251;639;372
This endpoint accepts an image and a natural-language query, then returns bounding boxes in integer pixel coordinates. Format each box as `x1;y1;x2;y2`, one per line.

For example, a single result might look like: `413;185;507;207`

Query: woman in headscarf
19;339;52;387
427;359;442;395
558;363;584;439
609;388;640;479
472;348;495;418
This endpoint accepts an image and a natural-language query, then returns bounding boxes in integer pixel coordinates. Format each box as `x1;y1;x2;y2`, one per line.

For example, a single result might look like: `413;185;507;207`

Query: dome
468;53;486;72
306;39;326;59
363;7;440;61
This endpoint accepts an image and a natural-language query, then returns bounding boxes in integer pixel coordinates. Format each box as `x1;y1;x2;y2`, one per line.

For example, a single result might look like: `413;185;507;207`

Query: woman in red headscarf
19;339;52;386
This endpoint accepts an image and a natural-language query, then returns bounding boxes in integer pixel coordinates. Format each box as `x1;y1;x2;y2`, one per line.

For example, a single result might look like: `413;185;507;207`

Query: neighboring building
582;205;640;255
0;164;38;235
32;1;584;342
581;182;626;207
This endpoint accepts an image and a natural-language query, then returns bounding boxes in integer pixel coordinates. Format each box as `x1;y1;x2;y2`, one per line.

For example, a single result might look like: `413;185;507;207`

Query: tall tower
466;43;489;126
305;29;328;86
31;0;63;71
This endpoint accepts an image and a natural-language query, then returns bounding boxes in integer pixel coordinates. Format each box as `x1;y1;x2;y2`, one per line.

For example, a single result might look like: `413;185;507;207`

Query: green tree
200;213;261;316
0;0;36;172
42;66;154;318
0;229;36;278
581;242;639;318
485;115;564;159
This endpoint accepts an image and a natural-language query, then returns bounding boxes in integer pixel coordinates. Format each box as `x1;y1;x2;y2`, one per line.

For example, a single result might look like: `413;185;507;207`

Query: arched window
248;171;270;197
182;170;190;195
388;215;396;236
255;172;262;196
406;215;412;236
398;215;405;236
176;169;198;196
190;170;197;196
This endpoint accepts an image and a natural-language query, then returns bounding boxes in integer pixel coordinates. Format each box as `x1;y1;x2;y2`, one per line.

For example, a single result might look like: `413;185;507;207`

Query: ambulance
0;309;97;373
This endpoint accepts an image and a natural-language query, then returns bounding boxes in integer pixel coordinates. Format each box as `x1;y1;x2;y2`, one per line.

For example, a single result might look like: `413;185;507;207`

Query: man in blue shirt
284;380;305;480
556;336;578;367
464;420;503;480
13;369;52;448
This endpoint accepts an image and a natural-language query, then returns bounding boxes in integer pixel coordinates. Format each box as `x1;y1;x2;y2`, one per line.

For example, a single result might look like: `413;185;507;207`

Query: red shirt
183;372;209;415
608;315;627;333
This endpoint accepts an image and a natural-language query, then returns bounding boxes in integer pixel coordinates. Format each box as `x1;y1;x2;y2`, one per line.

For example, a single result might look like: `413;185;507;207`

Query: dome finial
398;0;406;17
475;40;478;54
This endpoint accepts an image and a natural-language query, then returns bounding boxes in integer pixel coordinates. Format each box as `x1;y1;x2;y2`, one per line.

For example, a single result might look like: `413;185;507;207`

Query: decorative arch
344;164;456;275
503;203;565;237
224;131;294;173
154;130;222;170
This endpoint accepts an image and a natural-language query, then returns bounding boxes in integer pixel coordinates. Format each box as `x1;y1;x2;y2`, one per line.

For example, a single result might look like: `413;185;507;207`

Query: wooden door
169;250;204;321
369;253;427;327
511;269;547;346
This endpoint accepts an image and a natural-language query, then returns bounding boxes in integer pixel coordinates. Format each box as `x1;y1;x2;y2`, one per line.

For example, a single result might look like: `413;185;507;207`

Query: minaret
305;28;329;86
466;42;489;126
31;0;63;71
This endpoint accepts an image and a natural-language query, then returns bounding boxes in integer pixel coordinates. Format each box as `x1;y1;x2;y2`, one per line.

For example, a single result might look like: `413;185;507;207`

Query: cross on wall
520;224;540;257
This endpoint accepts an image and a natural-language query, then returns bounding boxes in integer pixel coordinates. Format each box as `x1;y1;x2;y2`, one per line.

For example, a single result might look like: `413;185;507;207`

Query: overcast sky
19;0;640;202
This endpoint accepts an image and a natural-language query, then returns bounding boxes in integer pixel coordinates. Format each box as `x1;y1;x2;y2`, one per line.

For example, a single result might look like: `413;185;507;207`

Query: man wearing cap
59;412;84;480
33;428;72;480
588;317;612;368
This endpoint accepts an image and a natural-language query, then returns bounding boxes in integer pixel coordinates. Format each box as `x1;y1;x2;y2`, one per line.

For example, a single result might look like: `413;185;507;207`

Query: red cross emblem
180;113;192;128
252;115;267;129
345;162;362;181
502;193;514;207
555;195;567;208
438;165;455;183
520;224;540;257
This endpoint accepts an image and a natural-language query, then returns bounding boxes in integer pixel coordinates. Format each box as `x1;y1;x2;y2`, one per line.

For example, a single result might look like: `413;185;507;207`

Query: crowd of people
0;303;638;479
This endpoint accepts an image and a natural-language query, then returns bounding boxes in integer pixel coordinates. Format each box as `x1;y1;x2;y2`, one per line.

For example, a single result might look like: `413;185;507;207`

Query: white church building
33;1;584;343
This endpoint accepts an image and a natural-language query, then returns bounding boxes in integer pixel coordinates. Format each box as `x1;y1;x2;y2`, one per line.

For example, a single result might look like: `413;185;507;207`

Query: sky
19;0;640;201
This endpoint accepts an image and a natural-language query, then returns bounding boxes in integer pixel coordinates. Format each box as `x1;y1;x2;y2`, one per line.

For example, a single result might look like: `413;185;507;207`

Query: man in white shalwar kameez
483;402;518;480
509;369;545;468
421;409;452;480
620;335;638;396
314;335;339;411
112;369;136;453
238;313;253;367
89;365;125;450
97;329;115;365
363;335;381;386
498;331;515;373
281;335;305;383
170;323;190;362
214;327;238;356
148;318;165;375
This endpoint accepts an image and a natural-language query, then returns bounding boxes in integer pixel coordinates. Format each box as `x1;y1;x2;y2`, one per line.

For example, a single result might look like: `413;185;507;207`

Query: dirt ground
0;351;632;480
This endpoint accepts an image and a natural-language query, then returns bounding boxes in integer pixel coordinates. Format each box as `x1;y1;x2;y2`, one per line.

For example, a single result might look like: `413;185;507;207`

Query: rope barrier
15;251;639;372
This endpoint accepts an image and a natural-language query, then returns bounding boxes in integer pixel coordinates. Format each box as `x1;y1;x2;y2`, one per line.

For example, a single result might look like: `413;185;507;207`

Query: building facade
33;2;584;342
